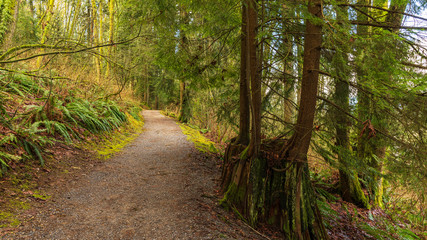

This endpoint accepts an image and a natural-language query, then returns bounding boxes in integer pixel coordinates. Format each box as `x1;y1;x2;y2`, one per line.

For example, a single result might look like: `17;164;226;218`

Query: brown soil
1;110;275;240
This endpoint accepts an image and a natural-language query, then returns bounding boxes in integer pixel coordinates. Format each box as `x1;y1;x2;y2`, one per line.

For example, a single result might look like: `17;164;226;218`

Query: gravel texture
3;110;266;240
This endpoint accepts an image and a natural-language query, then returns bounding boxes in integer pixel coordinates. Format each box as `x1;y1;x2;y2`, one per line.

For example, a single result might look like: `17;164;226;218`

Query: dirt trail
3;110;264;240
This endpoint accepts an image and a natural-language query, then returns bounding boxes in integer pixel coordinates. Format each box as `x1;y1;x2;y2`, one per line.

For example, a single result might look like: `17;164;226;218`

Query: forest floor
0;110;279;240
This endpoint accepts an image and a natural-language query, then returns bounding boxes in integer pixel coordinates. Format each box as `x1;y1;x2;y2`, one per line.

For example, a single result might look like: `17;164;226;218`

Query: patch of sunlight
179;124;217;153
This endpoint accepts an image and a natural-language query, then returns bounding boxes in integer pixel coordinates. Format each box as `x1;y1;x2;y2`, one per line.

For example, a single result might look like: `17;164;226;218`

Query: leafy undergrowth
0;70;144;229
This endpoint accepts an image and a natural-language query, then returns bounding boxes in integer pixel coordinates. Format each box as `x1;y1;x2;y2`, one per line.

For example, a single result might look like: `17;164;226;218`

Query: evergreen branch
317;96;426;155
340;4;427;22
0;44;71;61
0;67;72;81
401;61;427;69
0;33;145;64
349;21;426;30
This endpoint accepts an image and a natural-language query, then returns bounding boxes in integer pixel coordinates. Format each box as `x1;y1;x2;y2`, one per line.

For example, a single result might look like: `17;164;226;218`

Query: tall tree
246;0;261;158
36;0;55;68
105;0;115;78
178;5;190;123
2;0;20;49
236;1;250;145
333;2;369;208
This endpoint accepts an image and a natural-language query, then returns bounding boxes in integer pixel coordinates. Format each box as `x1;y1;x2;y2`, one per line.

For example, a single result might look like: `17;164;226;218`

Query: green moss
220;182;246;209
349;173;370;209
179;124;217;153
10;175;21;186
374;177;384;209
239;146;249;160
217;233;228;239
0;212;21;228
9;200;30;210
88;113;144;160
32;191;51;200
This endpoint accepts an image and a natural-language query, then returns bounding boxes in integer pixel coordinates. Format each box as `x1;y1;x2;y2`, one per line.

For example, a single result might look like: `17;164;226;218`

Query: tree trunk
334;2;369;208
236;2;250;146
105;0;115;78
3;0;20;49
246;0;261;158
145;65;150;106
356;0;408;209
91;0;101;83
36;0;55;69
283;32;294;124
178;7;190;123
68;0;82;39
178;81;190;123
155;96;159;110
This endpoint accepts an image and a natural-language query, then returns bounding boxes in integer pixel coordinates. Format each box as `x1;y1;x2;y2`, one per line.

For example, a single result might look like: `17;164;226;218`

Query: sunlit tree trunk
98;0;104;76
282;31;294;124
36;0;55;69
91;0;101;83
145;65;149;106
370;0;409;208
3;0;20;49
356;0;409;209
105;0;115;78
68;0;82;39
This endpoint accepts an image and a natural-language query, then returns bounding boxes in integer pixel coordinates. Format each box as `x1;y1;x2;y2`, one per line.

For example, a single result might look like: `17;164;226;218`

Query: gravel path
3;110;264;240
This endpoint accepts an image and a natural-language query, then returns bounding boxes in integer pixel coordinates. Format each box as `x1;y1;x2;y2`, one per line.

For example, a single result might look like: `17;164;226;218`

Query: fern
20;138;44;166
0;151;21;175
0;73;132;168
0;133;17;145
397;228;420;240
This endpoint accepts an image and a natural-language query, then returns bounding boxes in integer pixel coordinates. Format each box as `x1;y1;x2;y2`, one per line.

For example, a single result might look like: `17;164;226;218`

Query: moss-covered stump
220;140;328;240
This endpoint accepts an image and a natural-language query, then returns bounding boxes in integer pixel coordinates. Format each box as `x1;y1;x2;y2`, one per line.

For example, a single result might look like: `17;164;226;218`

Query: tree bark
105;0;115;78
282;33;294;124
246;0;261;158
237;2;250;146
68;0;82;39
91;0;101;83
36;0;55;69
3;0;20;49
334;2;369;208
178;7;190;123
